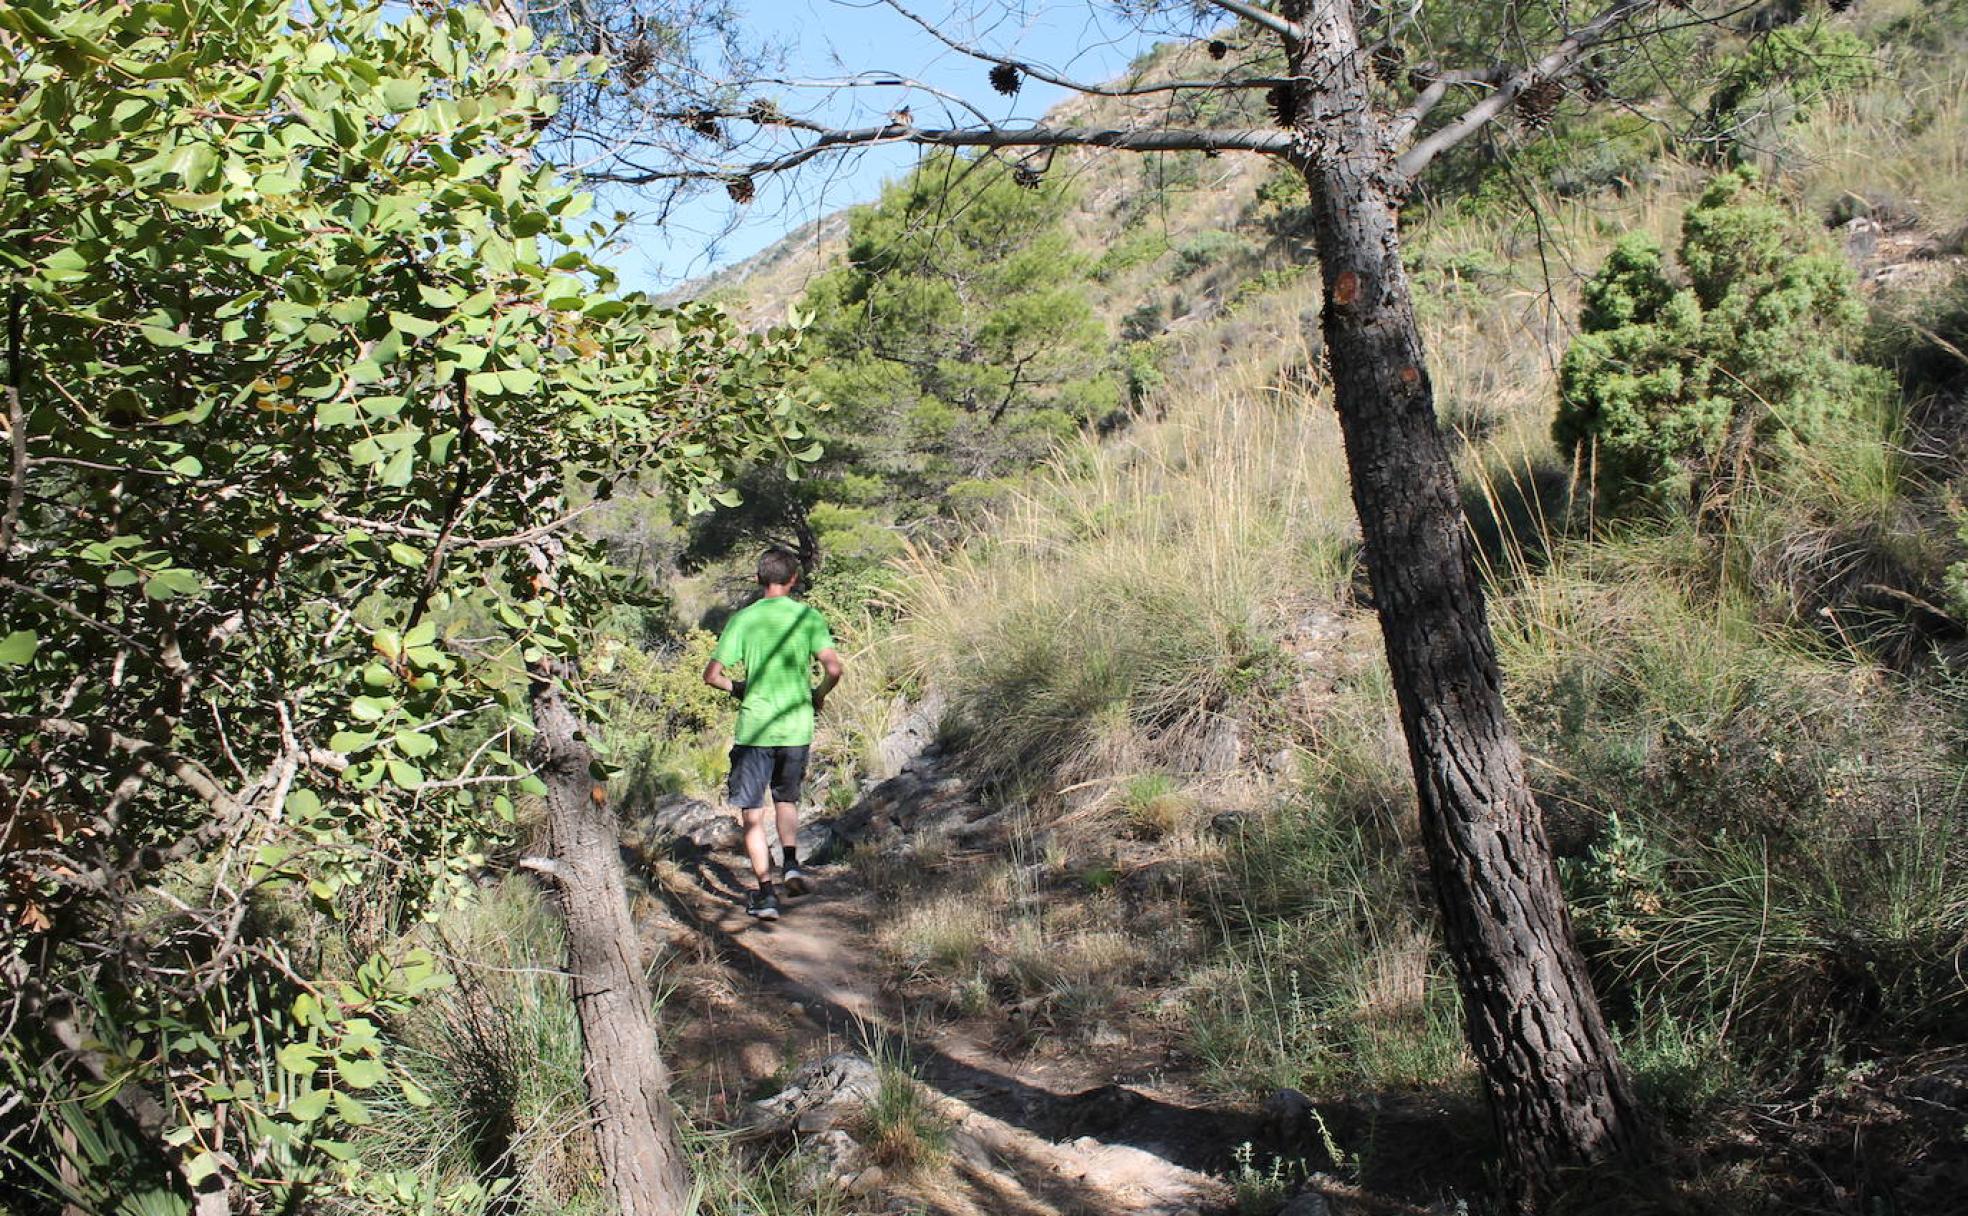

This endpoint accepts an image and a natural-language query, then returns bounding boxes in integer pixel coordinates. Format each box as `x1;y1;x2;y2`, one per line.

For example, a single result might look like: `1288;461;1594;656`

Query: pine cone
746;97;784;124
1208;39;1229;61
989;63;1021;96
1267;82;1297;129
684;108;721;139
618;39;655;91
1514;78;1564;131
726;175;755;205
1371;44;1406;85
1012;163;1042;190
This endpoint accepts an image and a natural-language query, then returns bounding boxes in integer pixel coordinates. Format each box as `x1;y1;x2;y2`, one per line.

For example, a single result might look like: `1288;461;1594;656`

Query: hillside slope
556;5;1968;1214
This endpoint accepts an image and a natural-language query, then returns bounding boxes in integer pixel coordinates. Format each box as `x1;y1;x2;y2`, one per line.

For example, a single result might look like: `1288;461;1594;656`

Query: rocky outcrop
829;748;987;852
736;1052;893;1198
629;794;741;852
739;1051;881;1139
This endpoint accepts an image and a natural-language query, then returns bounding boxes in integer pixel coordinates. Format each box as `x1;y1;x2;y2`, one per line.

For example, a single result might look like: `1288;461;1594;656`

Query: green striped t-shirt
712;596;834;747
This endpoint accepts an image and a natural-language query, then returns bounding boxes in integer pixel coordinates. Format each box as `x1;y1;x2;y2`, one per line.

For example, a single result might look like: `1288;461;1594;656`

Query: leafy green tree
1555;168;1891;512
811;155;1114;483
682;154;1115;583
0;1;809;1211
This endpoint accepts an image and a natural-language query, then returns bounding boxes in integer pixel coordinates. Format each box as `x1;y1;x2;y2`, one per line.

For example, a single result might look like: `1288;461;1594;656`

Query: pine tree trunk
1288;6;1644;1207
529;661;693;1216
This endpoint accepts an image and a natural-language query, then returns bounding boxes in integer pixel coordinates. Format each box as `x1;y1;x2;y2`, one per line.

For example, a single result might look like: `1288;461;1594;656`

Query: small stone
1263;1087;1317;1145
1280;1190;1330;1216
849;1166;887;1196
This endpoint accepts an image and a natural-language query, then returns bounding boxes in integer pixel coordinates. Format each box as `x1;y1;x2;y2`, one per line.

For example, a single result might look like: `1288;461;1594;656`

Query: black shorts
728;744;810;808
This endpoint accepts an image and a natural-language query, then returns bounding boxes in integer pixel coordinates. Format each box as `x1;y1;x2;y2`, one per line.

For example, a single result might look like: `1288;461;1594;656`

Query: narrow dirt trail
666;852;1242;1216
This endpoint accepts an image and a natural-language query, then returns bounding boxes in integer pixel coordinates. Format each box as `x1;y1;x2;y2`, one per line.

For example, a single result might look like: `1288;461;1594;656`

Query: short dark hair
757;549;801;586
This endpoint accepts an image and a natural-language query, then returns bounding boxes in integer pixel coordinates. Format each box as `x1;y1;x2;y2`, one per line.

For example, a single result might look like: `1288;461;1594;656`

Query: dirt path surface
663;848;1245;1216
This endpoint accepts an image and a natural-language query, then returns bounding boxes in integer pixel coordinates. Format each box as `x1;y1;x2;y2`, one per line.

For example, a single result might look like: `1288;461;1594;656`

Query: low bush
1555;168;1895;515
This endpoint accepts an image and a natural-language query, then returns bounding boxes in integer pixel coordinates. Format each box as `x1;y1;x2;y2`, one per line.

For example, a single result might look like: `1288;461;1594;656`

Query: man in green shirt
702;549;844;920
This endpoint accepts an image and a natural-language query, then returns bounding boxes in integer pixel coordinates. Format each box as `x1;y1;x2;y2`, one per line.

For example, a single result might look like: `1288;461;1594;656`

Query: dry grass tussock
890;334;1357;800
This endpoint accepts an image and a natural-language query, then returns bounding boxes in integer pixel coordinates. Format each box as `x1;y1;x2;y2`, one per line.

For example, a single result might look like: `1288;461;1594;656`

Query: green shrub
1701;22;1873;160
1555;168;1893;512
1173;229;1251;276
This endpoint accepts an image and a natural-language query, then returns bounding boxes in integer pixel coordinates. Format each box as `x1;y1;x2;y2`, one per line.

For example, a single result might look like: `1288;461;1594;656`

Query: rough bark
1286;5;1644;1207
529;661;693;1215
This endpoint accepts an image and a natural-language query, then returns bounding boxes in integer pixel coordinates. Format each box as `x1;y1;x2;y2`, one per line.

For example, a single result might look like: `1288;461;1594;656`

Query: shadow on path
653;850;1260;1183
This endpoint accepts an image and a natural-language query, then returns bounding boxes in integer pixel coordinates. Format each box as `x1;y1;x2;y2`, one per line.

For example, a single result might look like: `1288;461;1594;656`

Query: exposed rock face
739;1051;881;1139
737;1052;886;1197
631;794;741;851
874;690;947;777
829;750;985;852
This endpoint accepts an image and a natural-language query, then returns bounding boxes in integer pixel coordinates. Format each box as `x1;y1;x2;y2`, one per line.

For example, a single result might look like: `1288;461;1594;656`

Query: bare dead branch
1;713;251;821
1394;0;1666;180
599;120;1292;184
1386;65;1506;147
1204;0;1308;44
1;290;23;569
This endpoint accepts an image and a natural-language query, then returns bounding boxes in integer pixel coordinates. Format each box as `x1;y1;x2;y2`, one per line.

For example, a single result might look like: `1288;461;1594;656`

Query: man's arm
702;659;743;700
811;648;843;711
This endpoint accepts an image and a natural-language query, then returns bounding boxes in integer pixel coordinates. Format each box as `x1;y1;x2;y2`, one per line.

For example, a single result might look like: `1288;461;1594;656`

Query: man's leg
774;800;802;888
770;746;811;894
743;804;775;886
729;745;779;919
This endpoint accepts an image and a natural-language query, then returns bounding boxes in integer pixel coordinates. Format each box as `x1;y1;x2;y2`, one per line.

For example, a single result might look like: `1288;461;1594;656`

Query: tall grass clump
893;347;1358;798
1491;528;1968;1096
1188;732;1469;1097
332;879;601;1216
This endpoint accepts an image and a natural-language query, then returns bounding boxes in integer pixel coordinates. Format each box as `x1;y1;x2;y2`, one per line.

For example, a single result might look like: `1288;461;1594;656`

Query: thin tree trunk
529;663;692;1215
1288;5;1644;1207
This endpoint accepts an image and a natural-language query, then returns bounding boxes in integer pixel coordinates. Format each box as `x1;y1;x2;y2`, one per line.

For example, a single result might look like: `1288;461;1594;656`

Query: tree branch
1;289;23;571
602;122;1292;185
1393;0;1665;180
0;713;250;821
1386;66;1506;147
1204;0;1308;44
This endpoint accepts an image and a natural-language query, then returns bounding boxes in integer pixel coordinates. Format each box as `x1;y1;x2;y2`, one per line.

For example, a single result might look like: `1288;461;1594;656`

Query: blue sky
596;0;1186;294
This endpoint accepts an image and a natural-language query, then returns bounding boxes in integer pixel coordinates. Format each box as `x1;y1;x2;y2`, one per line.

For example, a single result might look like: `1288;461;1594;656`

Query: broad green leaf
142;569;202;601
335;1055;385;1090
277;1042;322;1075
379;445;415;487
389;310;441;340
332;1090;373;1126
0;631;39;666
380;77;422;112
394;730;437;758
286;1088;331;1123
497;368;540;394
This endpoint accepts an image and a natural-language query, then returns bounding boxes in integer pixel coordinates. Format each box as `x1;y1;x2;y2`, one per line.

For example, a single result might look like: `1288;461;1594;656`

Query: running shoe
745;889;781;920
782;868;811;896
